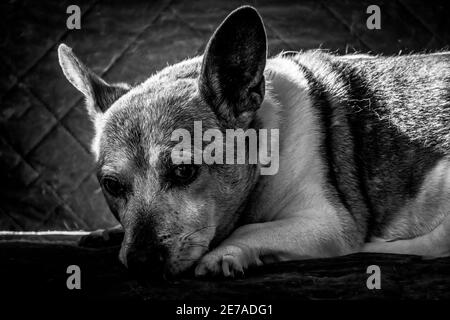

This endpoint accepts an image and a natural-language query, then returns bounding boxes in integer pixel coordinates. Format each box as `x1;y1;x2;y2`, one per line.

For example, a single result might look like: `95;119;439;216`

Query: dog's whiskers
183;243;209;249
181;225;216;242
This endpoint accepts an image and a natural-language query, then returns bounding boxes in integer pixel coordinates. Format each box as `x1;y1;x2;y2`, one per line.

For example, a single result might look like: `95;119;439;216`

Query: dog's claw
195;245;247;278
222;254;244;278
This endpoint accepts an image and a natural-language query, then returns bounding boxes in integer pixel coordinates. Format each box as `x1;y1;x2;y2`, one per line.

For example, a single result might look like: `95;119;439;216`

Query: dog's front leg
195;213;358;278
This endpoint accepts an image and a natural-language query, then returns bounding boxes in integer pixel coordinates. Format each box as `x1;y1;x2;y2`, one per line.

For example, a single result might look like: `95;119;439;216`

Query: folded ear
199;6;267;127
58;44;129;118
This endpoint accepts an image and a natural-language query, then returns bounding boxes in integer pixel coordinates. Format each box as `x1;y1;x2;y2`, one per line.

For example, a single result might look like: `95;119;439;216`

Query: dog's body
245;51;450;259
58;6;450;278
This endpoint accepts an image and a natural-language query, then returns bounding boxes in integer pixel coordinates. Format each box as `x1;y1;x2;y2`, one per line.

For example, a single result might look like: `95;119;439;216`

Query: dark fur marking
329;60;377;239
294;63;356;222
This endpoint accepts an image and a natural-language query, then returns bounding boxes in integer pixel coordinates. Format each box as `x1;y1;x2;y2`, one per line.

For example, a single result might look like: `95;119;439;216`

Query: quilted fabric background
0;0;449;231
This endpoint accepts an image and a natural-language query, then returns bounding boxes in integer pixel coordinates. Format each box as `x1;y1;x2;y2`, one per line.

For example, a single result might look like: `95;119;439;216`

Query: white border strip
0;231;90;236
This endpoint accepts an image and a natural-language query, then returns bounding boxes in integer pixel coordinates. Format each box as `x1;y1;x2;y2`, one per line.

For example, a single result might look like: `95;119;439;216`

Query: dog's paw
78;227;124;248
195;245;247;278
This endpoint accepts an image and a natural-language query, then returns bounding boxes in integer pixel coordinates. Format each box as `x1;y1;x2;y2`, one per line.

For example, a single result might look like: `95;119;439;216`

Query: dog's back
284;51;450;241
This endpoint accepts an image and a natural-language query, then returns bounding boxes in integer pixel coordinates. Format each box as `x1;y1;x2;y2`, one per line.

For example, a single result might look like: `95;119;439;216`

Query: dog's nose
125;246;167;277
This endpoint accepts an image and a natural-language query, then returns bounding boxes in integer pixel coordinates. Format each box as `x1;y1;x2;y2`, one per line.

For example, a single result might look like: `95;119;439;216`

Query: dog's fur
58;6;450;278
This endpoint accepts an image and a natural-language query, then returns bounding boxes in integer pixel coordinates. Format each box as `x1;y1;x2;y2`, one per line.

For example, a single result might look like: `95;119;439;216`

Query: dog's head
58;6;267;277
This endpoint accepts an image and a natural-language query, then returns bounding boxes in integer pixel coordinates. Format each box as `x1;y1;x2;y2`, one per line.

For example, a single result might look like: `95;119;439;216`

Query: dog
58;6;450;278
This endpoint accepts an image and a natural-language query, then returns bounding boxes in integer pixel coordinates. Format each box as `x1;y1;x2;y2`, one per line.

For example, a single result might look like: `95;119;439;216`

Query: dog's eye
101;176;126;197
171;165;198;184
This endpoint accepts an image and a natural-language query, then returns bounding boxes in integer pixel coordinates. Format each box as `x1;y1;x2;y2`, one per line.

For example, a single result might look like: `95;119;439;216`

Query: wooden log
0;235;449;301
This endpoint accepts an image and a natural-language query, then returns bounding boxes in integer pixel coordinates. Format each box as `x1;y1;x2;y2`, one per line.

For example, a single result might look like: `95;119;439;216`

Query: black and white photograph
0;0;449;315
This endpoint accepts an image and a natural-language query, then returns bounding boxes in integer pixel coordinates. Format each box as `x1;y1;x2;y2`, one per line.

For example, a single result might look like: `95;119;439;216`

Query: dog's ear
58;44;129;118
199;6;267;127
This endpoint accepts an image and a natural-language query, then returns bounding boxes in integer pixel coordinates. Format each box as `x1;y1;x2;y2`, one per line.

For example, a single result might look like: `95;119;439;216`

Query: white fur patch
91;115;106;160
147;145;161;167
253;57;338;230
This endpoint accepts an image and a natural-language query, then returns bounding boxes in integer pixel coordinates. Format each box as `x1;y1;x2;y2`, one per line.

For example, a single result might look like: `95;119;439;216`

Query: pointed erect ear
199;6;267;127
58;44;130;118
